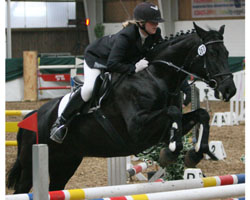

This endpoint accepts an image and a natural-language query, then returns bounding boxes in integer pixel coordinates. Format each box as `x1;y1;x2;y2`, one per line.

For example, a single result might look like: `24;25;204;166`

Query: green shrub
94;23;105;38
137;134;193;180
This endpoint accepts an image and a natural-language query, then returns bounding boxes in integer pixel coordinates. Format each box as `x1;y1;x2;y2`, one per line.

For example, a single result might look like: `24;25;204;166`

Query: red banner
38;74;71;82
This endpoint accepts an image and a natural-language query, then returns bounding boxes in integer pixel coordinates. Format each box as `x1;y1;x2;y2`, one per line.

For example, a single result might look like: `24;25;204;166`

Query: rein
151;39;232;89
151;60;208;84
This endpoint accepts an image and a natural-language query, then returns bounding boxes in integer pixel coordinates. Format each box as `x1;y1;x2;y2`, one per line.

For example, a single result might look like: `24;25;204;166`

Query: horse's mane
146;27;224;61
146;29;196;61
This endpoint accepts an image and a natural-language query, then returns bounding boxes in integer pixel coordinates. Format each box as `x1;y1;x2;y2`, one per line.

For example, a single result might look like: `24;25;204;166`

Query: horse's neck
175;35;200;67
155;35;199;65
148;64;186;94
150;34;200;88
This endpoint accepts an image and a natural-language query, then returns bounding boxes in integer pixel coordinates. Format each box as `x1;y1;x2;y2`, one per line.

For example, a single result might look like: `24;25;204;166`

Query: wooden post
23;51;38;101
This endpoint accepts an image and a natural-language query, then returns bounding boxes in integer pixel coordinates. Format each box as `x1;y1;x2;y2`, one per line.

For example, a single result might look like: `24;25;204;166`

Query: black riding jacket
84;24;162;74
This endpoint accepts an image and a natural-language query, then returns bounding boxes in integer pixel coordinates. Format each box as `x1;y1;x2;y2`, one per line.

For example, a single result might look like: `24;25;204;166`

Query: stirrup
50;125;68;144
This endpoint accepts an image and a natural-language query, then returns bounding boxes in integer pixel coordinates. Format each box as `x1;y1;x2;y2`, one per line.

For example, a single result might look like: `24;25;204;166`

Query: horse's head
189;22;236;101
147;23;236;101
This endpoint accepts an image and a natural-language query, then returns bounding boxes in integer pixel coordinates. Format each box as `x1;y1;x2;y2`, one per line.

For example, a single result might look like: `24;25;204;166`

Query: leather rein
151;39;233;89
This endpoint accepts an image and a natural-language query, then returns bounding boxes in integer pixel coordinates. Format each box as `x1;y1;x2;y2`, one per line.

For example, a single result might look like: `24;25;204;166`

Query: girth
73;71;134;153
93;109;133;153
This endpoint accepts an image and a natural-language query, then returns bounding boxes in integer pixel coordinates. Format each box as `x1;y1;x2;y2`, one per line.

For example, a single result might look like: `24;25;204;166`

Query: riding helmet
133;2;165;23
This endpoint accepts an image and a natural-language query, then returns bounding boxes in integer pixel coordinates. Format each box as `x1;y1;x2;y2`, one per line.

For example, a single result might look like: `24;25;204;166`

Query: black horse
7;23;236;193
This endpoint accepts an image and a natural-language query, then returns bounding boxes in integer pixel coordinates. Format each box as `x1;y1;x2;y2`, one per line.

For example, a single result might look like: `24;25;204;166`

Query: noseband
151;39;233;89
191;40;232;89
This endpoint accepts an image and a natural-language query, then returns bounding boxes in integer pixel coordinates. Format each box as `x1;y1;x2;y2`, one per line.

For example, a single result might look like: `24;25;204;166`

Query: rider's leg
50;61;101;143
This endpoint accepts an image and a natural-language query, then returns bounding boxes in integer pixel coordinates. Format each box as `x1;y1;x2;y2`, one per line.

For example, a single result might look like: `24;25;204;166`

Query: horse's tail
6;110;37;189
6;154;22;189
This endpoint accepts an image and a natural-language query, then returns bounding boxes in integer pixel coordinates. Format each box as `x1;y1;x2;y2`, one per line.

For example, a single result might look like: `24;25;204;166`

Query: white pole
100;184;245;200
7;0;12;58
108;157;127;185
32;144;49;200
6;177;245;200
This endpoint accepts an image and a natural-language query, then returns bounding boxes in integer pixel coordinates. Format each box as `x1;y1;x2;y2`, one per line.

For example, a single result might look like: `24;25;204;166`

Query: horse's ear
219;25;225;35
193;22;207;39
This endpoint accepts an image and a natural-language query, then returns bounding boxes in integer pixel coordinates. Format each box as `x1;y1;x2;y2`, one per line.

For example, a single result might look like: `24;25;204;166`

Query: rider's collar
139;28;148;45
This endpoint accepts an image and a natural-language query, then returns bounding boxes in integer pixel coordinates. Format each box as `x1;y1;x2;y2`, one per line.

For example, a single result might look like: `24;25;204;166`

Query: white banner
192;0;245;18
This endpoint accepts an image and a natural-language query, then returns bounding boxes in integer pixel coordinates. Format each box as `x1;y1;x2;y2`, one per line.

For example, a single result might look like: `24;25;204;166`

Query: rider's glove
135;58;149;73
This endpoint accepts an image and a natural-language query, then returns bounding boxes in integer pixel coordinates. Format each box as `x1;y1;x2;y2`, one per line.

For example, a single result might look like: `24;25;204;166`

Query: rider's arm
106;27;162;74
106;34;136;74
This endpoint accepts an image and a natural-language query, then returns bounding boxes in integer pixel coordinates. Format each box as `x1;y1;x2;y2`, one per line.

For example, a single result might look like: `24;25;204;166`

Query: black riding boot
50;88;86;143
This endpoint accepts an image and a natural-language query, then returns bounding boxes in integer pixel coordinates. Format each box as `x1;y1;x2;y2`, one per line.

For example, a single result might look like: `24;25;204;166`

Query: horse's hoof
158;148;178;167
184;149;203;168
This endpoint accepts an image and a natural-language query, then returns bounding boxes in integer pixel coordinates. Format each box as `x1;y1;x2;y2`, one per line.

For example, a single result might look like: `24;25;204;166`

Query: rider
50;2;165;143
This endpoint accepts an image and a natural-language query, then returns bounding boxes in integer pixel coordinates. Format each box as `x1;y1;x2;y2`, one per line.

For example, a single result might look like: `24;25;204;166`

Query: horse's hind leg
181;108;217;167
49;154;83;191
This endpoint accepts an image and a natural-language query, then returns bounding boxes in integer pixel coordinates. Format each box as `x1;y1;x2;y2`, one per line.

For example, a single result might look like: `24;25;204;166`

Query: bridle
151;39;233;89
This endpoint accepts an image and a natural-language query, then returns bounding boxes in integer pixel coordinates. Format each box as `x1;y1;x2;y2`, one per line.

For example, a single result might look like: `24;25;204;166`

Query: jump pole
191;84;200;143
6;174;245;200
5;110;33;146
93;184;245;200
5;110;33;116
127;161;149;178
6;141;17;146
6;122;19;132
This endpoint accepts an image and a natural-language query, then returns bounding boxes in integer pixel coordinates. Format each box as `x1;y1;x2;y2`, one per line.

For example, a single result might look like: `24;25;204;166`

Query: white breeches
80;60;101;102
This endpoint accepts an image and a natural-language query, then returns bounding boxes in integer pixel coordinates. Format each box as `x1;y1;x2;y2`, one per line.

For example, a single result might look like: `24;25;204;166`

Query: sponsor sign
192;0;245;18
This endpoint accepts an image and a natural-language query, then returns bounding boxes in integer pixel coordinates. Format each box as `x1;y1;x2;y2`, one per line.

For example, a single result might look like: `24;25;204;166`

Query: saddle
72;71;112;111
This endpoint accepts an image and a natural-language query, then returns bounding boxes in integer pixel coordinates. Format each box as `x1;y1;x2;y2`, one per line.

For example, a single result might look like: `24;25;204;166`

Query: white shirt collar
139;28;148;45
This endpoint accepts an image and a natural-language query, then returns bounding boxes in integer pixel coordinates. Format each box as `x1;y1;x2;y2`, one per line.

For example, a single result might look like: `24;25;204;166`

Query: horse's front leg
182;108;218;168
159;106;183;166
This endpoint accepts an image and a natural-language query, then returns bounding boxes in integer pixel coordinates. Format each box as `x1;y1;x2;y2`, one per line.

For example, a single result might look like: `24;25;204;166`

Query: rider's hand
135;58;149;73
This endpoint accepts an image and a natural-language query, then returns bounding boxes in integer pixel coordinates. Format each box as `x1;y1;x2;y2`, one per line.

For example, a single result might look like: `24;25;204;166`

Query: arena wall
104;19;245;57
174;20;245;57
6;20;244;102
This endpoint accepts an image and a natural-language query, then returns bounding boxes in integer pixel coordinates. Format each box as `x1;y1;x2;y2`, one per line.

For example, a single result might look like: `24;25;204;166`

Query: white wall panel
10;2;25;28
68;3;76;20
5;1;76;28
103;23;122;35
47;3;68;27
25;2;47;28
174;20;245;57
